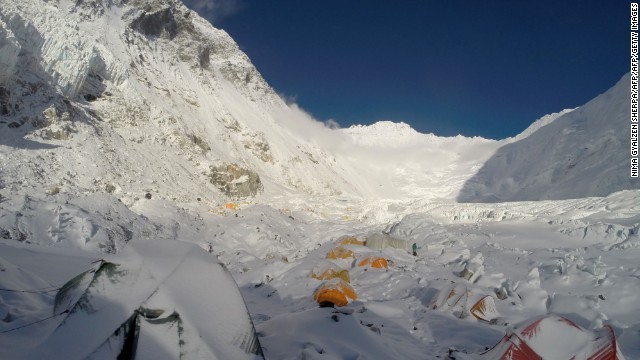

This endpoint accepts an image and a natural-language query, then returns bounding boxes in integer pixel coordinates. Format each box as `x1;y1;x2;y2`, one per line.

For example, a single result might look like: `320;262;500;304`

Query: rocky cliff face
0;0;356;204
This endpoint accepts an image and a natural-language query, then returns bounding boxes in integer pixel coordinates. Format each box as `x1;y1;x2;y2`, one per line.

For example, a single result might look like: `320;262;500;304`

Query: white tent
365;233;408;251
0;240;263;360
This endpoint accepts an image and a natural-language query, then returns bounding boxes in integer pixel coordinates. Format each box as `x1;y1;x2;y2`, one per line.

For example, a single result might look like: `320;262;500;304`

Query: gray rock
209;164;263;198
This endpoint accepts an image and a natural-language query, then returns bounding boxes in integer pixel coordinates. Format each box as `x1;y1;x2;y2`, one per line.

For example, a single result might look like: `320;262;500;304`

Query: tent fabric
326;246;355;260
357;256;389;269
431;283;469;313
310;261;351;283
54;260;107;314
431;283;500;322
10;241;264;360
479;314;626;360
365;233;408;251
313;279;357;307
469;295;499;322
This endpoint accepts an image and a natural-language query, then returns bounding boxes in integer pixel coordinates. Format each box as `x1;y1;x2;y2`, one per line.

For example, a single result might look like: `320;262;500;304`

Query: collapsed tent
357;256;389;269
478;313;626;360
431;283;500;322
1;241;264;360
313;279;357;307
365;233;408;251
309;261;350;282
326;246;355;260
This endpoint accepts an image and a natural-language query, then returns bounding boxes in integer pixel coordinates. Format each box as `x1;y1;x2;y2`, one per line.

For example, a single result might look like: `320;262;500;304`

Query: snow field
231;192;640;358
1;188;639;358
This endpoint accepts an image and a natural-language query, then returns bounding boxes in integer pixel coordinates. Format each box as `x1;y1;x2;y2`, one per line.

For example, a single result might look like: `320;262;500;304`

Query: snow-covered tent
479;314;626;360
430;283;500;322
365;233;408;251
309;260;351;282
313;279;357;307
357;256;389;269
336;235;365;246
1;241;263;360
326;246;355;260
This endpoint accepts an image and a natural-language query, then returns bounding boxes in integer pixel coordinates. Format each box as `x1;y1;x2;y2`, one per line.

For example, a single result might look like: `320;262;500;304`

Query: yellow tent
326;246;354;260
337;235;365;246
313;279;357;307
357;256;389;269
309;261;350;283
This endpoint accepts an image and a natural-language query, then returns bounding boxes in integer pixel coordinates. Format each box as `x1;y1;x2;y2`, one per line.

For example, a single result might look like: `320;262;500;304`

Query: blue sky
184;0;630;139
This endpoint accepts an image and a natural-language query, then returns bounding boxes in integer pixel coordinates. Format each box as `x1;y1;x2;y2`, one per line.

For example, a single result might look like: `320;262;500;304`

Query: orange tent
337;235;365;246
326;246;354;260
313;279;357;307
357;256;389;269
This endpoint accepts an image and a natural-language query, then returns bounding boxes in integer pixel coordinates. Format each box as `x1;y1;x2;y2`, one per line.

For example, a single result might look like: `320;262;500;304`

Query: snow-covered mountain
459;74;637;202
2;0;633;207
0;0;368;205
0;0;510;208
506;108;575;142
339;121;500;200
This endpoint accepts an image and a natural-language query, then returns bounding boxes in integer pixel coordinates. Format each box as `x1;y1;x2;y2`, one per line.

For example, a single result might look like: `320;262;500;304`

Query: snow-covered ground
1;190;639;358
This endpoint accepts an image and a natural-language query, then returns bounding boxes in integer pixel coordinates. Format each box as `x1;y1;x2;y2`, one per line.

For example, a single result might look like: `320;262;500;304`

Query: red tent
480;314;625;360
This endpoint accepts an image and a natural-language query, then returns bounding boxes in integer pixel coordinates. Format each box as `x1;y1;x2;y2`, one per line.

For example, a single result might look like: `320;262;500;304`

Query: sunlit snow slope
0;0;510;204
0;0;368;205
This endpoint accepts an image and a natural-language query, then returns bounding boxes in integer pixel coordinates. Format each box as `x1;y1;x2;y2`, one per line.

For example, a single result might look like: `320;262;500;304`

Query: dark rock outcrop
209;164;263;198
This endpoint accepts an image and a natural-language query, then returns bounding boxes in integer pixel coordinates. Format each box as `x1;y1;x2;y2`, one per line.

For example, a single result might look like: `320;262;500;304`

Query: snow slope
0;0;508;204
506;108;575;142
459;74;637;202
0;0;368;204
340;121;500;200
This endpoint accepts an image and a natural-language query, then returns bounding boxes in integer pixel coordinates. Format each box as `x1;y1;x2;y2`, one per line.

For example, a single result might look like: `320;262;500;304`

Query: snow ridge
507;108;575;142
343;120;495;147
459;74;638;202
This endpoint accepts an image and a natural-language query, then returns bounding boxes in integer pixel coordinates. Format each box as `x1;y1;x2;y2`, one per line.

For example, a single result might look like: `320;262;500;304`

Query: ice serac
0;18;20;87
459;73;638;202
